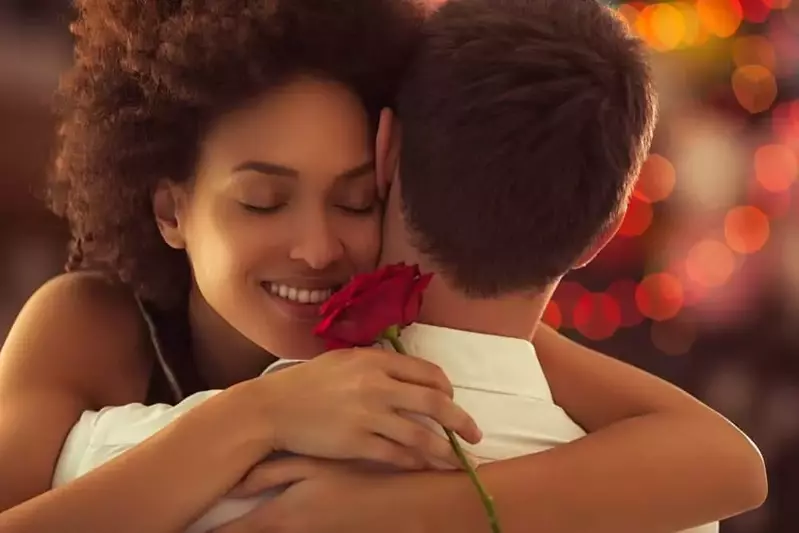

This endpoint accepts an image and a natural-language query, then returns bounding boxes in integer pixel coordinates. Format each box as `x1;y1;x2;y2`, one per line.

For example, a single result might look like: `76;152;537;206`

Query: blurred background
0;1;796;531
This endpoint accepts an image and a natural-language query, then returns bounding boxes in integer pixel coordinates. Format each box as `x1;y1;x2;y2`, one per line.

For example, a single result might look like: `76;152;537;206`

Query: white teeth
268;283;334;304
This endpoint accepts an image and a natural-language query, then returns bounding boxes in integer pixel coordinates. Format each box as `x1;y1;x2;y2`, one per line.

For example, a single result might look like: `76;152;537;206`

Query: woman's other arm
0;273;272;533
227;325;766;533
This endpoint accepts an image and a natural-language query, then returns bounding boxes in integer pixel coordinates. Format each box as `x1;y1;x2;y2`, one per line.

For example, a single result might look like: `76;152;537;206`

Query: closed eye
240;202;285;214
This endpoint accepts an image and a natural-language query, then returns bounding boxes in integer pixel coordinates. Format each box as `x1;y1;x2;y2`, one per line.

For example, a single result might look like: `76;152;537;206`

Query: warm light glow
755;144;798;192
636;273;684;321
732;35;777;70
649;3;687;50
635;154;677;203
685;240;736;287
724;206;771;253
672;2;709;46
618;195;654;237
542;300;562;330
573;293;622;341
553;282;589;329
616;3;641;28
739;0;773;22
696;0;743;38
732;65;778;114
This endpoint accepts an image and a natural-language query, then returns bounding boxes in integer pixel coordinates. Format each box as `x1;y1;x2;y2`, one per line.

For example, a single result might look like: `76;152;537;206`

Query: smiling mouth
262;282;338;305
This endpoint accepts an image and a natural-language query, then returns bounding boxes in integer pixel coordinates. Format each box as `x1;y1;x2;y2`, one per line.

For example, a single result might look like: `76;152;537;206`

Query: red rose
314;263;433;350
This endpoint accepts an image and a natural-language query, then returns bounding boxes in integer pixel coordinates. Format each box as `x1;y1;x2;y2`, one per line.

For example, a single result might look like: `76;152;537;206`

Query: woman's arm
229;325;766;533
425;326;766;532
0;273;478;533
0;274;273;533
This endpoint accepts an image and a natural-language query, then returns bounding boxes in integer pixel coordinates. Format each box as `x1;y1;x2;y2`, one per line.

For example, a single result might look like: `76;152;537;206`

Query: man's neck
380;182;556;341
414;275;554;341
380;234;554;342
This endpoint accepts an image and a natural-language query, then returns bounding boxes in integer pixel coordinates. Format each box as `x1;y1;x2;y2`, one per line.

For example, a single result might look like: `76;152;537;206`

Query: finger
375;350;454;398
354;434;428;470
388;382;482;445
371;413;462;469
230;457;332;498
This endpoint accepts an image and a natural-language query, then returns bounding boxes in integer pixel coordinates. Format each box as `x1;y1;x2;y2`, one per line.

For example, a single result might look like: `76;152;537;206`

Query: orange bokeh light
635;273;684;321
635;154;677;203
696;0;743;38
573;293;622;341
732;35;777;70
732;65;777;114
724;206;770;253
618;195;654;237
685;240;736;287
755;144;798;192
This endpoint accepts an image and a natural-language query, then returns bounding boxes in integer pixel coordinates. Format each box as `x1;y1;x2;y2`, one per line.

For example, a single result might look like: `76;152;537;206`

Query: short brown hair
50;0;423;308
397;0;658;297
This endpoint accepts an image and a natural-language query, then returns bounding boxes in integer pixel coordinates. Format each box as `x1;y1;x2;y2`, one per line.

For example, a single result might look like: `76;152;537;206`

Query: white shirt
53;323;717;532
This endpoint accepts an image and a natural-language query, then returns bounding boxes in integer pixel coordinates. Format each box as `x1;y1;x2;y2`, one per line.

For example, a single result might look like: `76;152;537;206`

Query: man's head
378;0;658;298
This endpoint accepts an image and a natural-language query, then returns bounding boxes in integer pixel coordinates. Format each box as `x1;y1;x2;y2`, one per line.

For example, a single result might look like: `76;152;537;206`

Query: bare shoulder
0;271;153;407
0;272;155;509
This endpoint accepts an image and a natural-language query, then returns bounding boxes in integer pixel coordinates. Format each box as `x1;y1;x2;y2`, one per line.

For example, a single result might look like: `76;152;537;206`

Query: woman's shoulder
0;271;155;407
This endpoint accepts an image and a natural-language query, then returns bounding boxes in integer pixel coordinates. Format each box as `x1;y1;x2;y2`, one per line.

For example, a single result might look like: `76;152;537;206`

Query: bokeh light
635;153;677;203
696;0;743;38
541;300;562;330
732;65;778;114
686;239;737;287
725;206;771;253
636;273;685;321
648;3;687;51
733;35;777;70
755;143;798;191
618;194;654;237
573;293;622;340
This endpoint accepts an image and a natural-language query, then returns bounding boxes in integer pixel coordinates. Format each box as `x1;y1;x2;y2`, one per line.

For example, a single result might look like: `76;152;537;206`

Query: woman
0;0;765;532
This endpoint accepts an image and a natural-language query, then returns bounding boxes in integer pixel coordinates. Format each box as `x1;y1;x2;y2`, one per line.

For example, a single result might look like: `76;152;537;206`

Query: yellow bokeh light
685;240;736;288
672;1;709;46
724;206;770;254
732;65;778;114
696;0;743;38
649;3;687;51
732;35;777;70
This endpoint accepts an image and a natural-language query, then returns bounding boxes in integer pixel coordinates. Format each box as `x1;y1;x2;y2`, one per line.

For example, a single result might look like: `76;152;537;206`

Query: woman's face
160;76;382;361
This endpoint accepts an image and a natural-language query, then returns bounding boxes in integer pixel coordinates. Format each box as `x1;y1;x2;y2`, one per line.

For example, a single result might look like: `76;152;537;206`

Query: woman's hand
249;348;482;470
211;457;448;533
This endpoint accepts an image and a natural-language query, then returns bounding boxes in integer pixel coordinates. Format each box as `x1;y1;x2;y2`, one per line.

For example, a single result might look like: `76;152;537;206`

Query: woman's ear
152;180;188;250
375;108;402;201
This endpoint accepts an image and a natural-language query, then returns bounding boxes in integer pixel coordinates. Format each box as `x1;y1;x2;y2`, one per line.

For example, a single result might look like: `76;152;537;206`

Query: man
53;1;763;532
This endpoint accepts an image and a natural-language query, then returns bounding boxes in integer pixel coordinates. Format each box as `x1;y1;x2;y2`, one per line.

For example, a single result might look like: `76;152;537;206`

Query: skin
0;76;766;533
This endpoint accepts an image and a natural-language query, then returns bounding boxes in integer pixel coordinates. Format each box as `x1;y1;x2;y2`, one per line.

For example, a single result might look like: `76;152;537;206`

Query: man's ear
572;210;625;269
375;107;402;201
152;180;189;250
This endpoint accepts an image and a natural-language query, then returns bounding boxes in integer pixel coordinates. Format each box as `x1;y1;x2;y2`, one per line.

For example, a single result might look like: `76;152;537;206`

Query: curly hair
50;0;424;308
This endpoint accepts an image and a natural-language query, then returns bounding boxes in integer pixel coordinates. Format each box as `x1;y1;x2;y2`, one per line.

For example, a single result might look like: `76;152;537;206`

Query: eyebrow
232;160;375;181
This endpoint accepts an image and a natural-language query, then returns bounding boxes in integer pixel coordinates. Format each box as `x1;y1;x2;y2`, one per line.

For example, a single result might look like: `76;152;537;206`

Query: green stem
381;325;501;533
